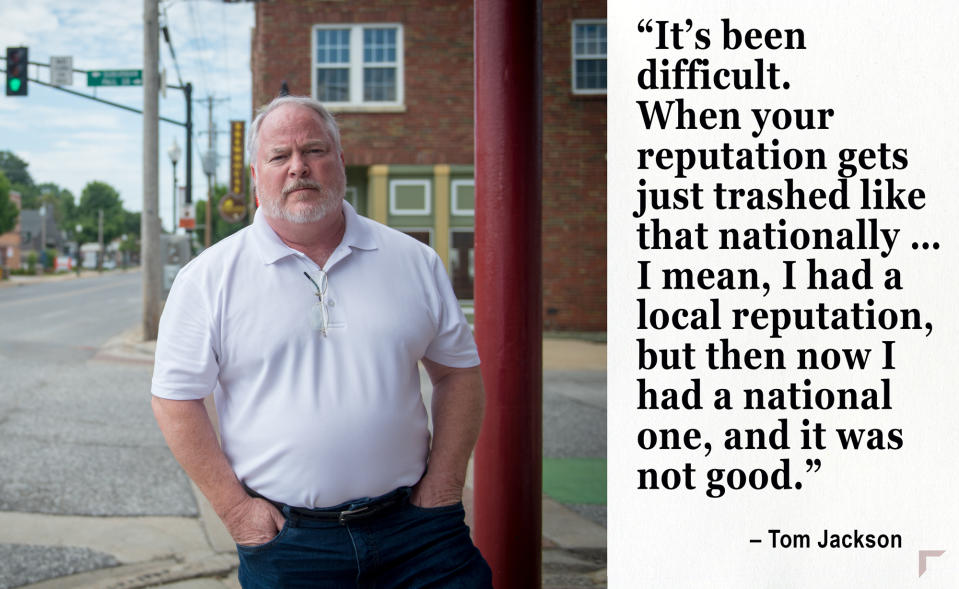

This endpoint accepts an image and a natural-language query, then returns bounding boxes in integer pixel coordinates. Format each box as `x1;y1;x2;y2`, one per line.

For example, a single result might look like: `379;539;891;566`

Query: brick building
0;191;21;271
250;0;605;331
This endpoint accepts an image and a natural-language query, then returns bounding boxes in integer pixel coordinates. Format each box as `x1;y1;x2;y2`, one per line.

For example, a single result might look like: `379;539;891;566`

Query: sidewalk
0;268;130;289
9;330;607;588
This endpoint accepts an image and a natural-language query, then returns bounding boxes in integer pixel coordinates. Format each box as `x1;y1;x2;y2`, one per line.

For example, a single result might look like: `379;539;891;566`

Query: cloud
21;129;142;206
0;1;61;46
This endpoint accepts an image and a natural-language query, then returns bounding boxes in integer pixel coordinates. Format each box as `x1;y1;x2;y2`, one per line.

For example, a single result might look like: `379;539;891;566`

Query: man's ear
250;164;258;207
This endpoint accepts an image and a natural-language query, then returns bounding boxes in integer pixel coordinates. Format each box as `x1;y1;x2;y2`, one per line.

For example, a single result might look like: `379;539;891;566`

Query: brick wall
252;0;474;167
541;0;606;332
251;0;606;332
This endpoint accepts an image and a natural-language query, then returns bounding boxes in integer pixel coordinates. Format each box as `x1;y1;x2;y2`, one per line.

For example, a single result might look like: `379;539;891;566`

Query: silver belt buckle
338;505;369;524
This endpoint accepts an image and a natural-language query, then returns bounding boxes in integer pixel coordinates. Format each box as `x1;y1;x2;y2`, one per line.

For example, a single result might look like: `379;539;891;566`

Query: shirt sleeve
151;271;220;400
423;250;480;368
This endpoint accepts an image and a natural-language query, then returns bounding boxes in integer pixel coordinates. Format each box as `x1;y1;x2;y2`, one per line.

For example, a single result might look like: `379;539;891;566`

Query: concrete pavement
3;322;607;588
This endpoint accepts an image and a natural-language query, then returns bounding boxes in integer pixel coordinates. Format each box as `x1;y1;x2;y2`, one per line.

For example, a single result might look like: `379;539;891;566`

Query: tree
0;151;38;209
0;171;18;235
122;210;141;238
36;183;77;227
0;151;34;187
75;181;126;245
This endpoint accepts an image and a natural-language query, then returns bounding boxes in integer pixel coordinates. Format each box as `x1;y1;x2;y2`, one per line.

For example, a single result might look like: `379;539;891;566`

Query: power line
160;12;185;88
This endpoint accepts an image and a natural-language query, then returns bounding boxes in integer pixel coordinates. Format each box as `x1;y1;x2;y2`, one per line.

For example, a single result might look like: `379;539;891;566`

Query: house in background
19;207;66;261
0;191;22;272
250;0;605;332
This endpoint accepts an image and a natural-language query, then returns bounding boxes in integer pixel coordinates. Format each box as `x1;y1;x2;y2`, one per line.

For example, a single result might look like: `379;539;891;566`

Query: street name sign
87;69;143;87
50;56;73;86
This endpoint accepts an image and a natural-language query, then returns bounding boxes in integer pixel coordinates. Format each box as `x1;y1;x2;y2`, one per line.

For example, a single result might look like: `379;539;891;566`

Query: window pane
574;23;606;57
393;183;425;210
363;67;396;101
364;28;396;64
458;186;474;210
317;68;350;102
451;231;474;300
317;29;350;64
575;59;607;90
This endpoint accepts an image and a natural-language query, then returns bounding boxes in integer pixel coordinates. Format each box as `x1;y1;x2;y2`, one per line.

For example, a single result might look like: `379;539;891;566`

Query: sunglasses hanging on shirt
303;270;330;337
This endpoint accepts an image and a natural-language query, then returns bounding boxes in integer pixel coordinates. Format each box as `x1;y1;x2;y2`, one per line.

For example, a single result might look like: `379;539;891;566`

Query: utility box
161;234;191;297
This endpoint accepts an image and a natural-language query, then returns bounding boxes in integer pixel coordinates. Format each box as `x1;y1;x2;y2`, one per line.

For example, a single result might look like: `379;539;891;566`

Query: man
151;95;491;587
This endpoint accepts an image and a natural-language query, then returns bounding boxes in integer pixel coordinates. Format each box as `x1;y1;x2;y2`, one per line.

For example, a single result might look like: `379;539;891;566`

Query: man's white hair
247;95;342;172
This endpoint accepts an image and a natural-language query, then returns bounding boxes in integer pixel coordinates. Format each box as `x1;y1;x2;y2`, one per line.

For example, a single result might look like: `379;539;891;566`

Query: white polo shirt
151;202;479;508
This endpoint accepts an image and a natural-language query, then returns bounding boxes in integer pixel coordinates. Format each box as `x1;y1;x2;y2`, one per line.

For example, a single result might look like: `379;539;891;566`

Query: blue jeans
236;490;492;588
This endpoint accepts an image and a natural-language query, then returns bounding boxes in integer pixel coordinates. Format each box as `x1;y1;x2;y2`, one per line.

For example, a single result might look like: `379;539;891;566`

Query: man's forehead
259;105;330;143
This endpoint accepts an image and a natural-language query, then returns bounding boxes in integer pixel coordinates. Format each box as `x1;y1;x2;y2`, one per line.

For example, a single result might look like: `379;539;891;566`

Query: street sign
87;69;143;87
230;121;245;195
50;56;73;86
219;194;247;224
179;203;196;229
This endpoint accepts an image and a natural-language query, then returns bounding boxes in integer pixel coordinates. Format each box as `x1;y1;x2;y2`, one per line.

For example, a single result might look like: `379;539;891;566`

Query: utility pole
97;208;104;271
200;95;227;248
206;96;215;248
185;82;193;209
40;204;46;253
207;97;219;187
38;203;46;275
142;0;162;340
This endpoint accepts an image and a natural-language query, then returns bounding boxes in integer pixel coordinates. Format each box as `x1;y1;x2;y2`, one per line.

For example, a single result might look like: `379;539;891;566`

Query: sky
0;0;254;231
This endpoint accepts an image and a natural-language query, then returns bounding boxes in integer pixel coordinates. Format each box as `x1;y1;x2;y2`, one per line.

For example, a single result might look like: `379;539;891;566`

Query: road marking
35;309;71;320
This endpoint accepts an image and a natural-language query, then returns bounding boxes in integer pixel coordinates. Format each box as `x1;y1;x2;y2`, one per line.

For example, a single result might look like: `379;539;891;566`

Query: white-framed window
572;20;606;94
450;179;474;216
313;24;404;109
389;179;431;215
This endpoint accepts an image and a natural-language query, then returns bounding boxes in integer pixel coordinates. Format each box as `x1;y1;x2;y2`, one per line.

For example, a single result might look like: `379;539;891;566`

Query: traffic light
5;47;28;96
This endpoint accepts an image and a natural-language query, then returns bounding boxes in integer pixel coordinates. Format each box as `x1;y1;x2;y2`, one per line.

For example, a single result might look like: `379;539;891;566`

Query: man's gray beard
259;188;344;224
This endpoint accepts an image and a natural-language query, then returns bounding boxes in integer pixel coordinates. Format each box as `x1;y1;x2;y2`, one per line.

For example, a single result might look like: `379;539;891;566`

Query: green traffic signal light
5;46;28;96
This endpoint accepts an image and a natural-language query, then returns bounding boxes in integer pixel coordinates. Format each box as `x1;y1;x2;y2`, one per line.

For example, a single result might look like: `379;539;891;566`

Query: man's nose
288;151;310;177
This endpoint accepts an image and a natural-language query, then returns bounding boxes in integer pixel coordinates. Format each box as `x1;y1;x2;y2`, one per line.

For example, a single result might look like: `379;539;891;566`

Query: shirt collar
251;200;377;265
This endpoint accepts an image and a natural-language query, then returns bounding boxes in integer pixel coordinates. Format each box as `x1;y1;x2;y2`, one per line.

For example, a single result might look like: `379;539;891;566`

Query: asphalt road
0;271;198;589
0;270;195;518
0;271;142;362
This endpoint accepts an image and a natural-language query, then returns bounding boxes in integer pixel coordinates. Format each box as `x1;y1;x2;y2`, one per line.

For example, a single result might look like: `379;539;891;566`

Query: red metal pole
473;1;542;587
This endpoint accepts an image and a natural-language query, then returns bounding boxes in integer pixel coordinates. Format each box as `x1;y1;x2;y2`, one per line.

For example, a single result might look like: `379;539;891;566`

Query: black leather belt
244;485;408;524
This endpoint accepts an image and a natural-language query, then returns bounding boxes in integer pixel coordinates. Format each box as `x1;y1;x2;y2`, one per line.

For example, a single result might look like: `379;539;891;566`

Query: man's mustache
283;179;324;197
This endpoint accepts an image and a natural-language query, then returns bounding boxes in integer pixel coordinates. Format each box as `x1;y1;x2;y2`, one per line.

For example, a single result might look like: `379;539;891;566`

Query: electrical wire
160;4;186;88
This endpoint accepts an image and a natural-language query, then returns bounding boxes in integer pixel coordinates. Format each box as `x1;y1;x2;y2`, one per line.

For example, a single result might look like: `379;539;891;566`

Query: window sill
325;104;407;114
